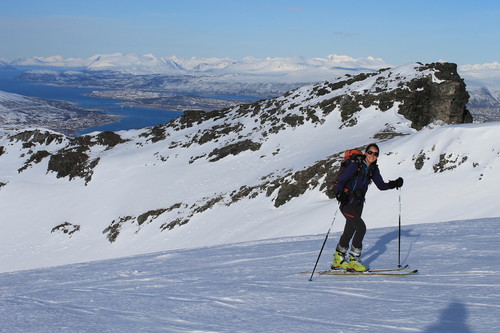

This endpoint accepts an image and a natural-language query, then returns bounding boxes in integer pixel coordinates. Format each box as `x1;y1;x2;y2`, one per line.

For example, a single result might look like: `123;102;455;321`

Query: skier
332;143;403;271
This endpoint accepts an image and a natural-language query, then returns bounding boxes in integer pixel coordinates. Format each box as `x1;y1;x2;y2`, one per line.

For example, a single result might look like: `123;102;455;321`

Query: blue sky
1;0;498;65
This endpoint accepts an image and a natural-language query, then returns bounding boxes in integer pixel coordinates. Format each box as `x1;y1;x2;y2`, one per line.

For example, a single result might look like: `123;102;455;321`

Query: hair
365;143;380;153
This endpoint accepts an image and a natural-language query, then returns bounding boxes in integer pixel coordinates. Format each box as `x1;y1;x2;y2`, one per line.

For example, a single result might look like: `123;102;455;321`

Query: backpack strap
343;155;364;193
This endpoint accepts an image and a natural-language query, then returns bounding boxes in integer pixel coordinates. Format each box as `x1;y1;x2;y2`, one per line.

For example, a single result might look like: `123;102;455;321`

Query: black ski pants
338;202;366;251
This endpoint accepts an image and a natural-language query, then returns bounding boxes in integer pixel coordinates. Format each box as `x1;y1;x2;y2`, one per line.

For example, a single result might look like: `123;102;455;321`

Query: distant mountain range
0;59;16;70
7;53;389;80
3;53;500;121
4;53;499;88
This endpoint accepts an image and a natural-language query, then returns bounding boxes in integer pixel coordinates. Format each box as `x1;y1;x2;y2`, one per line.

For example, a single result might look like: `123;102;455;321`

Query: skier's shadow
423;301;473;333
363;229;418;267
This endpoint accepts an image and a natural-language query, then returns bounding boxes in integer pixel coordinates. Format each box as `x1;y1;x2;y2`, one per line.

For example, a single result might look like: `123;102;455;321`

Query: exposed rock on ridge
398;62;472;129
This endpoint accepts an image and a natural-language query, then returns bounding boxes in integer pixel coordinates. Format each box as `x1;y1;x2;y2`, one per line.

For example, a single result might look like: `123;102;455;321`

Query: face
365;147;379;164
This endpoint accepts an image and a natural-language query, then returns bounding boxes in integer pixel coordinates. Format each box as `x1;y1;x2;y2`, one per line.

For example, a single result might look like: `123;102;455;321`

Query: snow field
0;218;498;333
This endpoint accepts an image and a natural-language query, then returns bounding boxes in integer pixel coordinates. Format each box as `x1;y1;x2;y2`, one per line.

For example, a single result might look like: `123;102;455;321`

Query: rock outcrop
397;62;472;129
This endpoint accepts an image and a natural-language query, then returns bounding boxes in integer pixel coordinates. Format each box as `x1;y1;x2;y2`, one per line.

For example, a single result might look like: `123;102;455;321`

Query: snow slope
0;218;498;333
0;63;498;274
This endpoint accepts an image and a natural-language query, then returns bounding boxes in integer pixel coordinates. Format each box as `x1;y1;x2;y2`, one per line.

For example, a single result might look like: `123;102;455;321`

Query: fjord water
0;69;183;135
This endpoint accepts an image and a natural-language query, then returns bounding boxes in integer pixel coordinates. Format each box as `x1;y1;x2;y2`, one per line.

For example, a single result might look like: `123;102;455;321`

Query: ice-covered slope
0;63;496;274
0;218;498;332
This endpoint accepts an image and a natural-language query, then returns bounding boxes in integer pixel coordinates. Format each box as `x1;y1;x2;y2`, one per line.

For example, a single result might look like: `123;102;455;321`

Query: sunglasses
366;150;379;157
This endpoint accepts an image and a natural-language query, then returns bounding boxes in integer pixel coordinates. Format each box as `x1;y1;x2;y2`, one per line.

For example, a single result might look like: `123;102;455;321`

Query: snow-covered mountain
8;55;88;69
467;87;499;108
457;62;500;121
8;53;500;88
0;62;497;276
0;59;15;70
465;86;500;122
10;53;389;79
458;61;500;89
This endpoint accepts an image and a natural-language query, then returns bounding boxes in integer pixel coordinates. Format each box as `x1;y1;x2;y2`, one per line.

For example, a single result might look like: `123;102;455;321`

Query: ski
300;264;410;275
319;269;418;276
367;264;410;273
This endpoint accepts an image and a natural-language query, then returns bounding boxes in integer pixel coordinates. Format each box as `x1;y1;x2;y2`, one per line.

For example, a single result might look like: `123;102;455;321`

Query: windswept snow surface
0;218;498;333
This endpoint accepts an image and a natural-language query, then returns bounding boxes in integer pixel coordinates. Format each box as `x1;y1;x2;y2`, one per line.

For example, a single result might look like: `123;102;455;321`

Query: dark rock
51;222;80;237
18;150;51;173
95;131;128;148
175;109;226;129
103;216;132;243
137;209;167;225
47;150;95;183
8;130;65;147
397;63;472;129
208;139;262;162
139;124;168;143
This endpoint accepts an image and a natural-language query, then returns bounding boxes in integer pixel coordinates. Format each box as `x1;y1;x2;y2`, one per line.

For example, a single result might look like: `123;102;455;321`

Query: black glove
326;185;336;198
388;177;404;189
336;191;349;203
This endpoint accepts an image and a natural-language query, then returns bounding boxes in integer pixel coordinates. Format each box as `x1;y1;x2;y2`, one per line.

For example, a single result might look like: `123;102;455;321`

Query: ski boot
345;246;367;272
331;244;349;270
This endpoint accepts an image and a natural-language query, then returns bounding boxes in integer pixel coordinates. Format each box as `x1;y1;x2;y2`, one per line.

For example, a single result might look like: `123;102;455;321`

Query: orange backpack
343;149;363;160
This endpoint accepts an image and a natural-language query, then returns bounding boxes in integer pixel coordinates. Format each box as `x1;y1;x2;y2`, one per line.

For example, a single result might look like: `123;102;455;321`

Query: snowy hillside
1;218;499;332
0;62;498;275
0;90;119;135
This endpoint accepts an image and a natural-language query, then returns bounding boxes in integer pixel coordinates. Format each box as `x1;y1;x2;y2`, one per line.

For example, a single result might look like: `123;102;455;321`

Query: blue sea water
0;70;182;135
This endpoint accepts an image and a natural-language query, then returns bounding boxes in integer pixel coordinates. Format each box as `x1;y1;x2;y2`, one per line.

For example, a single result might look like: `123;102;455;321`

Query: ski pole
398;187;402;268
309;207;338;281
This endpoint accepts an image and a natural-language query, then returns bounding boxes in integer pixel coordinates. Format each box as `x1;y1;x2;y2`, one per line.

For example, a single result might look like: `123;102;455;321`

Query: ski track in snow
0;218;498;333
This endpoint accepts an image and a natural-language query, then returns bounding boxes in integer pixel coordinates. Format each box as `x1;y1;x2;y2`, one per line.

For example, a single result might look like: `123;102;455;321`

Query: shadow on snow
423;301;473;333
363;228;419;267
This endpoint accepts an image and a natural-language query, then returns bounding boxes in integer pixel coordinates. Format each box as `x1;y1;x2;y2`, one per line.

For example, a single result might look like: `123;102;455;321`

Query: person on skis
332;143;403;272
